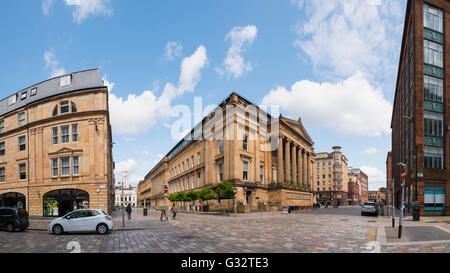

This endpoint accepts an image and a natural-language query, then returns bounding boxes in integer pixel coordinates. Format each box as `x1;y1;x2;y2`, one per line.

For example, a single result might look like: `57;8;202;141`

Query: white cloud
42;0;55;15
261;71;392;136
363;147;379;155
64;0;113;24
108;45;208;135
44;50;66;78
360;165;386;191
114;159;138;177
164;41;183;61
294;0;404;81
216;25;258;79
102;75;115;92
141;150;150;155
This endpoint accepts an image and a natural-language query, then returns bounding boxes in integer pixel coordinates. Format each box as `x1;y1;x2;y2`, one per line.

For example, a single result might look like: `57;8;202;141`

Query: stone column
277;136;284;183
254;130;260;183
297;147;303;186
303;150;308;187
306;153;311;190
292;144;297;185
284;140;291;183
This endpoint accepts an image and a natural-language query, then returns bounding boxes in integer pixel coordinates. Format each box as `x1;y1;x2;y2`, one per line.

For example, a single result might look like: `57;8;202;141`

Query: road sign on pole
401;168;407;182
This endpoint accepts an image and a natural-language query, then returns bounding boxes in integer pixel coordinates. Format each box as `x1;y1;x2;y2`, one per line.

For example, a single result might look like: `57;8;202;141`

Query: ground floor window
0;192;26;209
43;189;89;217
424;185;445;211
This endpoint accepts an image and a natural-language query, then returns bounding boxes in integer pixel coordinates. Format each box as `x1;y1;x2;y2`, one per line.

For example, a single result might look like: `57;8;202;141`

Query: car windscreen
364;203;375;206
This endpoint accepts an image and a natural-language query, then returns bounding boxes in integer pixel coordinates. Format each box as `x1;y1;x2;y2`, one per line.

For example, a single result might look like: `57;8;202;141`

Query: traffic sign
401;168;407;182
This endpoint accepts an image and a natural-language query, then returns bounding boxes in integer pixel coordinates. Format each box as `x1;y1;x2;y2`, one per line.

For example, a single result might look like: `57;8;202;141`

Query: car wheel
52;224;64;235
97;223;108;235
6;223;14;232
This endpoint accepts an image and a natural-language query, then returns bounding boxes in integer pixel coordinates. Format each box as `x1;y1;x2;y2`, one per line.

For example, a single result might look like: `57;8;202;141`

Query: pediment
280;117;314;146
49;147;83;156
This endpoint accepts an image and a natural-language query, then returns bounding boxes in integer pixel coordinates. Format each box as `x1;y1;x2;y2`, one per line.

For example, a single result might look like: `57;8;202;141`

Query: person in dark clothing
126;203;132;220
171;204;177;220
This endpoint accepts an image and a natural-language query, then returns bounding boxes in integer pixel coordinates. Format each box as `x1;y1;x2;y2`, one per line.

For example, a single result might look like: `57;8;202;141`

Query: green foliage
199;188;214;201
322;196;330;201
268;183;278;189
186;191;199;202
217;181;235;199
168;194;177;202
176;192;187;202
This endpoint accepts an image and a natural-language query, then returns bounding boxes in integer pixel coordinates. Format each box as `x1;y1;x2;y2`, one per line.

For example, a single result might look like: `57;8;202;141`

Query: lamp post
396;162;407;238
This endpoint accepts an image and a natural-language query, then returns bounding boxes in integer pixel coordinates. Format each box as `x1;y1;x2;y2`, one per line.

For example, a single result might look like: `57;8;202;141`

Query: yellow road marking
368;227;375;241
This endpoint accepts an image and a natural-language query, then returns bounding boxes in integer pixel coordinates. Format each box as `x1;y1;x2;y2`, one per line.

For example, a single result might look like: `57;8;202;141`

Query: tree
199;188;214;202
168;194;177;203
186;191;199;203
217;181;235;199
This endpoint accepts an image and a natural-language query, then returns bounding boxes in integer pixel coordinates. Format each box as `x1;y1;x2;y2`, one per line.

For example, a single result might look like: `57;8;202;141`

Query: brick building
314;146;349;206
349;168;369;202
137;93;316;212
0;69;115;217
388;0;449;216
348;171;360;205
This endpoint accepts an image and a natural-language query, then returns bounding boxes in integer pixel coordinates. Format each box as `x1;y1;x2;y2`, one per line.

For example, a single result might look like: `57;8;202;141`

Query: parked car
361;202;378;216
0;207;29;232
48;209;113;235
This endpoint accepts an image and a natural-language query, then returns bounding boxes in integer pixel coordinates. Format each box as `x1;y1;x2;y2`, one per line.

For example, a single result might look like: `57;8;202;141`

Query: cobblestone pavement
0;207;448;253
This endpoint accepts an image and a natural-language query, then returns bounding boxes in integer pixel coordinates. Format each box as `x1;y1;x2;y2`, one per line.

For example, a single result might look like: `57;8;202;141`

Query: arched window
52;101;78;117
71;102;77;113
52;106;58;117
60;101;69;114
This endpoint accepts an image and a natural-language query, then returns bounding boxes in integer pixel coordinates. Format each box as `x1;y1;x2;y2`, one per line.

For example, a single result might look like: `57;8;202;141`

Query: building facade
314;147;349;206
386;152;393;205
347;172;361;205
349;168;369;202
389;0;449;216
0;69;115;217
114;171;137;207
137;93;316;212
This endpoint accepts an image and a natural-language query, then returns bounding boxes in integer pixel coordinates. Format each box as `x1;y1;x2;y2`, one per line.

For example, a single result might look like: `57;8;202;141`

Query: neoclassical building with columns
138;93;315;212
0;69;115;217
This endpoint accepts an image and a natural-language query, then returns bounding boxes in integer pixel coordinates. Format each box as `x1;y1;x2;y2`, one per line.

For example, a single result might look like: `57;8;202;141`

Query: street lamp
396;162;407;238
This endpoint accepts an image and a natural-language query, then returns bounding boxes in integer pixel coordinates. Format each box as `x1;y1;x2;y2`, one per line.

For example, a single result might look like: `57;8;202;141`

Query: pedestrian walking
313;201;317;210
171;204;177;220
126;203;132;221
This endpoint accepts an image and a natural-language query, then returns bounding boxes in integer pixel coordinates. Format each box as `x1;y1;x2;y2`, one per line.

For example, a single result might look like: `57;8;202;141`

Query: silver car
361;202;378;216
49;209;113;235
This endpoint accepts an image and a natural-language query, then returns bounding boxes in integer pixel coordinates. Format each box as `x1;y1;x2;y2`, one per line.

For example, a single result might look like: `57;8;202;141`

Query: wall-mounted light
36;190;40;196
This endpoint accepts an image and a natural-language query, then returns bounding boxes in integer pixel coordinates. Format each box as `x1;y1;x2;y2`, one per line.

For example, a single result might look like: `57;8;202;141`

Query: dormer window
30;88;37;96
8;94;17;106
60;75;71;87
21;91;27;100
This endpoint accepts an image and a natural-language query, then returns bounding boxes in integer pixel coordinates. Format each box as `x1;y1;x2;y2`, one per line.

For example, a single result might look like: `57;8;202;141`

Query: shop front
43;189;89;217
0;192;26;209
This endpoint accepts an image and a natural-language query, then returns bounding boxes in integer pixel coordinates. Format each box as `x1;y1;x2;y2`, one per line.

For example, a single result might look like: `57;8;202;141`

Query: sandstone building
137;93;316;211
0;69;115;217
388;0;449;215
314;146;349;206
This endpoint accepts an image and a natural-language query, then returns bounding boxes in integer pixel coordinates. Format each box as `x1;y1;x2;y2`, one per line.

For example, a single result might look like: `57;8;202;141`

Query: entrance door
0;193;26;209
246;191;252;207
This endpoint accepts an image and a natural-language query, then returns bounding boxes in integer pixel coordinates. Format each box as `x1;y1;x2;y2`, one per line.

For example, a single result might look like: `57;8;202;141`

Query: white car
361;202;378;216
49;209;113;235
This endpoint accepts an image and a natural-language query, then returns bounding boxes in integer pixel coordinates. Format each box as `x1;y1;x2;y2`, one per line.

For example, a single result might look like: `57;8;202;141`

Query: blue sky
0;0;407;190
